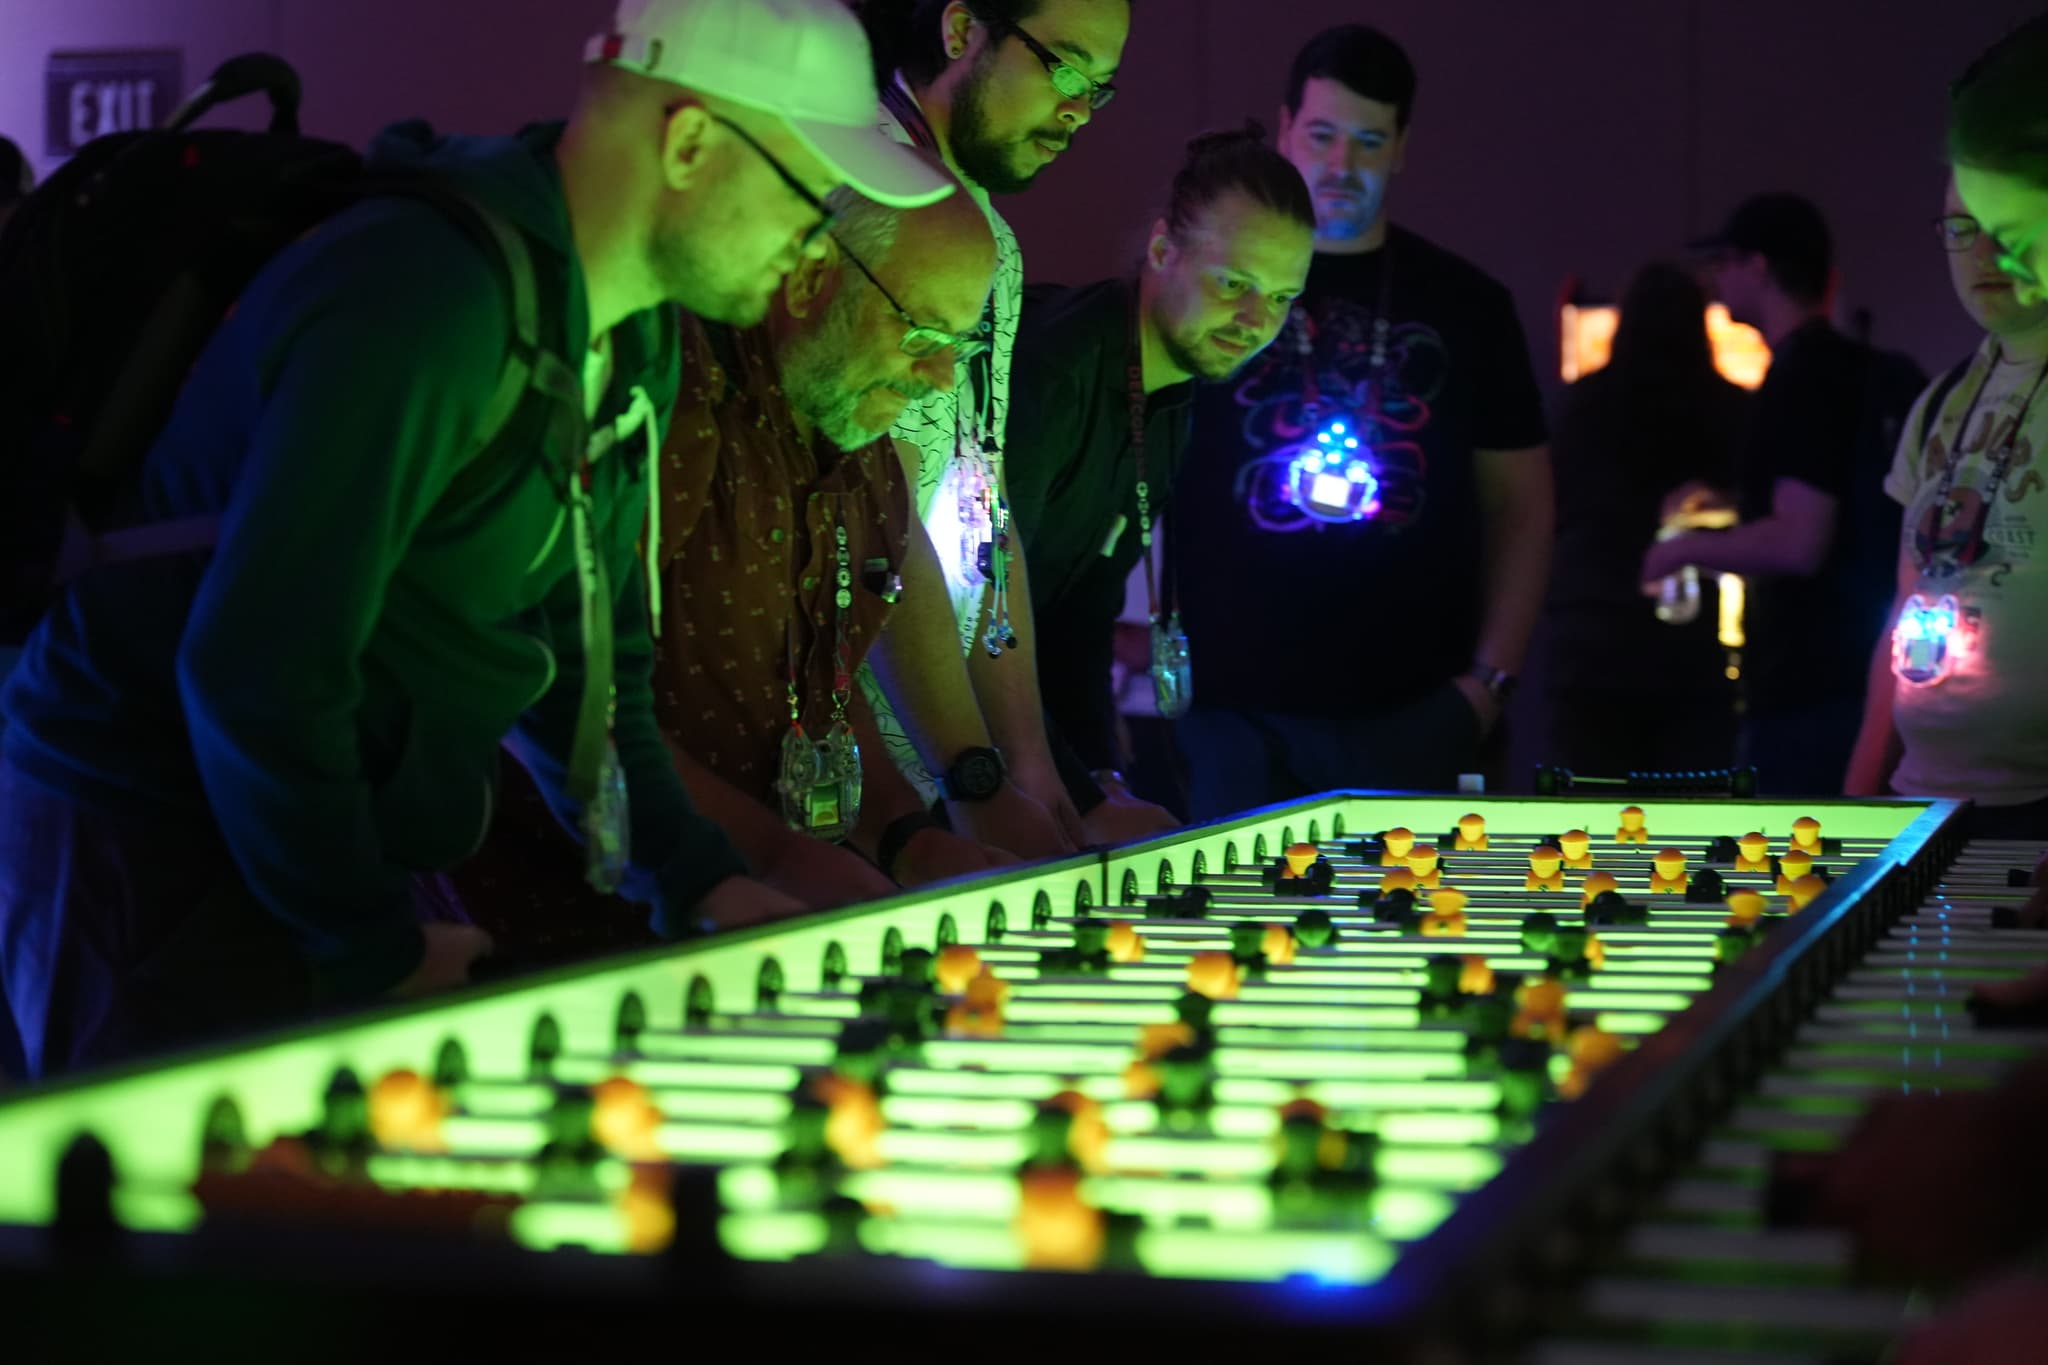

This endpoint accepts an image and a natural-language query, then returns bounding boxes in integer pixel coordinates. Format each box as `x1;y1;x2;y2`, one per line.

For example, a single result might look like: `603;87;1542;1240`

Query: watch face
950;750;1004;801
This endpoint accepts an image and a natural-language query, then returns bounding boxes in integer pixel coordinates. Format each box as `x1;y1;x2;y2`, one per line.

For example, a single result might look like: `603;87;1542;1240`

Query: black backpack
0;53;569;645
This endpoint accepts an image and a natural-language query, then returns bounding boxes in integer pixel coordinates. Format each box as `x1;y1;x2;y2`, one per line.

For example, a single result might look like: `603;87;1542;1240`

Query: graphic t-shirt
1172;225;1547;714
1885;338;2048;805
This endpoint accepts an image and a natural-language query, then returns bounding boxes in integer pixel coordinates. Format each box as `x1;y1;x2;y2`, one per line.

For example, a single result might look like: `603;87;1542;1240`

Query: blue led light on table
1284;415;1382;523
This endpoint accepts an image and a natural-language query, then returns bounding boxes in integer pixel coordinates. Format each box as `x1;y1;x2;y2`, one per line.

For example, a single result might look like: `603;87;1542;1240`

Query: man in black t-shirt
1644;193;1922;794
1171;26;1551;816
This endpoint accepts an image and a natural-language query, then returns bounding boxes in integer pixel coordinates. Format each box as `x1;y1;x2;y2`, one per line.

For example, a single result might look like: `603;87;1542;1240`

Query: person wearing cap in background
848;0;1132;860
0;0;951;1077
1642;193;1924;795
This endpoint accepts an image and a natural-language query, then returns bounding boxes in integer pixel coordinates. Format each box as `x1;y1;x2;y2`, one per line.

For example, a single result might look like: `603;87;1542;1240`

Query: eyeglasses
704;112;838;249
981;10;1117;111
1933;213;1982;253
831;233;992;361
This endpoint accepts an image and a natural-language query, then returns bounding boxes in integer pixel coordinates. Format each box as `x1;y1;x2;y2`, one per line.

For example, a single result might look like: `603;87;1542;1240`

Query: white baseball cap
586;0;953;209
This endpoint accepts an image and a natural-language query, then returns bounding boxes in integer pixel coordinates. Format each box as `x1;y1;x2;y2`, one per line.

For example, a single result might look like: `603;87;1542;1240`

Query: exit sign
45;49;184;158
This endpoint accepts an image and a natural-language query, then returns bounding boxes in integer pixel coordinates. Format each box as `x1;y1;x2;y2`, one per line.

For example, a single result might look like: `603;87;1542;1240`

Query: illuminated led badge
1283;416;1382;524
1891;592;1974;686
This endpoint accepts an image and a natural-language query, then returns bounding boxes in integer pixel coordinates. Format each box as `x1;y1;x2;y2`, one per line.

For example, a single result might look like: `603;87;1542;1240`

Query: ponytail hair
1950;12;2048;191
1162;121;1314;239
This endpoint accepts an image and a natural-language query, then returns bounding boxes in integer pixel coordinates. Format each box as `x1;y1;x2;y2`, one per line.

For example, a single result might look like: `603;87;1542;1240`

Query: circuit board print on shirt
1228;300;1448;536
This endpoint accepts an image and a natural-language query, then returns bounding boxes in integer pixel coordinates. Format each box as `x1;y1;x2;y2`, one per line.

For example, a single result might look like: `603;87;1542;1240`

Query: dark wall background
6;0;2042;381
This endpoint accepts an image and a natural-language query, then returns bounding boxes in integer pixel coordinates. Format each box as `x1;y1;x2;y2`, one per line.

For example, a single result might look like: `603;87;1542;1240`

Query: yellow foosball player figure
1454;813;1489;851
1381;827;1416;867
1786;874;1828;913
1380;867;1420;895
1512;977;1570;1043
1407;844;1443;889
1726;890;1768;928
1558;828;1595;870
1735;831;1772;874
1280;842;1319;878
1617;806;1650;844
1791;816;1824;857
1527;845;1567;892
1777;848;1816;894
1421;888;1468;936
1559;1026;1626;1100
1649;848;1688;895
1580;871;1620;910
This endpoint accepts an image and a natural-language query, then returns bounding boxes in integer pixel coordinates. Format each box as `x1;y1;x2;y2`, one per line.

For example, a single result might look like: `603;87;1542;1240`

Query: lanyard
787;515;856;732
1125;301;1173;625
1928;347;2048;510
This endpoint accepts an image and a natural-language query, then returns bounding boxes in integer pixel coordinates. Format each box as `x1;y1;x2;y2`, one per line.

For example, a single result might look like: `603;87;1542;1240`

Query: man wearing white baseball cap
0;0;943;1074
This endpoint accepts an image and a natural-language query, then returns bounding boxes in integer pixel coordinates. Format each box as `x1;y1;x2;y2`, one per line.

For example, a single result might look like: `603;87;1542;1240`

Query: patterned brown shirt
655;315;914;806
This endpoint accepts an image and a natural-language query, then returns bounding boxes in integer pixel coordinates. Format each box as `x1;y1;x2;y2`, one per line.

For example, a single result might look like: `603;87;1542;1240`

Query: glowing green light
511;1201;630;1254
861;1219;1023;1268
1371;1186;1456;1239
1594;1012;1672;1035
112;1187;202;1233
655;1123;782;1161
720;1211;829;1261
1378;1146;1502;1188
843;1169;1019;1218
882;1095;1037;1130
1566;991;1694;1012
1138;1227;1395;1283
439;1117;549;1156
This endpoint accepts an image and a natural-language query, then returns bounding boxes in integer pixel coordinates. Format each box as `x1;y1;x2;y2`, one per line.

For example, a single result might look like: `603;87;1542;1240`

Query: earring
949;43;964;57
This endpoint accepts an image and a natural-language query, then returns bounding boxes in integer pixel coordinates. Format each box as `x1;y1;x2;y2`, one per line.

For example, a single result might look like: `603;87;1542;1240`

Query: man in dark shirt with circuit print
1171;26;1551;815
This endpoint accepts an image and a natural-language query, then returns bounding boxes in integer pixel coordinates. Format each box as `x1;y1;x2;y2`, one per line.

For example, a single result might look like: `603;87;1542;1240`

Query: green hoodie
1;120;747;997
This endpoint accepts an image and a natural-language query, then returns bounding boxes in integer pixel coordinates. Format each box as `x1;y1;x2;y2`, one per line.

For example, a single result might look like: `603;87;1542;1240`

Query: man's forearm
1665;520;1818;579
668;741;790;873
969;533;1058;770
865;521;997;771
1475;455;1554;674
847;691;931;860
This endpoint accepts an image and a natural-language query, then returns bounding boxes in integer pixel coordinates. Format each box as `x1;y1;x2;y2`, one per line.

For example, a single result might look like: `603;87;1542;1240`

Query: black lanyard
1126;300;1173;625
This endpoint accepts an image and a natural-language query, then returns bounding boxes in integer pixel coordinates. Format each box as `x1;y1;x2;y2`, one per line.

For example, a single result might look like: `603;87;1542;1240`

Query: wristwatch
1468;663;1518;705
941;746;1007;802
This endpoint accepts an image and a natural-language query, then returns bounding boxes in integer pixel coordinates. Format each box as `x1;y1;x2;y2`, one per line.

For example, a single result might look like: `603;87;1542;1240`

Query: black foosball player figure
1147;885;1214;919
1362;884;1420;930
1265;842;1337;895
1294;907;1340;948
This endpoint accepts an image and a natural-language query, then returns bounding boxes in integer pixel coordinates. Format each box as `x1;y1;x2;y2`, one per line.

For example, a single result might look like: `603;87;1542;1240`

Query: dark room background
8;0;2041;386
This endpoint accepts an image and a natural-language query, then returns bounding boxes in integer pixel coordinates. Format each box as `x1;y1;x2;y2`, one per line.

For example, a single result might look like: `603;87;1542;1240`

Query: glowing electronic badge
1127;324;1191;716
1891;592;1976;687
777;523;863;840
1262;245;1394;528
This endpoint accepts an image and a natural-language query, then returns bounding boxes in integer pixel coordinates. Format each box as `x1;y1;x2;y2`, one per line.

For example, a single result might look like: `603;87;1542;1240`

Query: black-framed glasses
1934;213;1981;253
831;233;992;361
704;111;837;249
981;10;1117;111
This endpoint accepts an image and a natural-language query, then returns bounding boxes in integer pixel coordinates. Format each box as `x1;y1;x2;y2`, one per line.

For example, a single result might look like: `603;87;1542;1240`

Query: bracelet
876;811;940;882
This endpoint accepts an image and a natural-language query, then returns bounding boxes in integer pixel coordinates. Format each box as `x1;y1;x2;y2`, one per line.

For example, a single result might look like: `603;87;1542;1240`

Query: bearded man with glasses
849;0;1133;861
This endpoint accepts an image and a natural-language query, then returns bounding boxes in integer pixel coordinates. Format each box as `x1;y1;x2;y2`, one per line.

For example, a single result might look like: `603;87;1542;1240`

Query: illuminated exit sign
45;49;184;158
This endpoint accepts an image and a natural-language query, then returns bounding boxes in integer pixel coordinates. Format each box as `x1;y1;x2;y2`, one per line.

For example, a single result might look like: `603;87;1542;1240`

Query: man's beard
1312;173;1388;245
949;57;1065;195
650;215;775;327
781;295;933;451
1161;321;1261;383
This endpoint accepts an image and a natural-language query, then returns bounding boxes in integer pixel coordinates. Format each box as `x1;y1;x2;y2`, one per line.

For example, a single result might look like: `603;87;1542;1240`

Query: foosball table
3;789;2041;1361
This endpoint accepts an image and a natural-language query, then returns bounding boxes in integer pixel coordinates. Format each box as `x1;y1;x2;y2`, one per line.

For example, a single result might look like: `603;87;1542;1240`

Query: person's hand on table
389;923;494;999
1081;775;1180;847
696;874;812;930
891;825;1017;886
755;834;897;911
953;782;1072;860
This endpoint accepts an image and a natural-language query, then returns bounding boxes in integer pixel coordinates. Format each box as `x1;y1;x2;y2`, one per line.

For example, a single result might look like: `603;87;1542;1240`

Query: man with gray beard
457;183;1051;955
